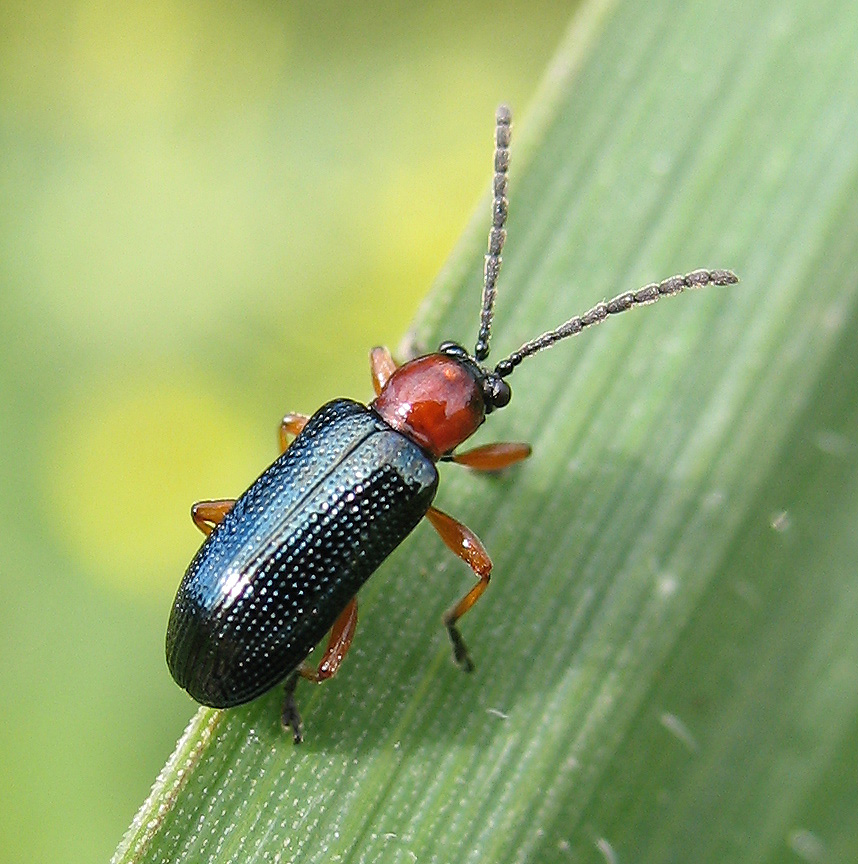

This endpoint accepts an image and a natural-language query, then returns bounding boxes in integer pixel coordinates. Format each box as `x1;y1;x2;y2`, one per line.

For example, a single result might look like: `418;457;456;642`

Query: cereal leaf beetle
166;105;737;742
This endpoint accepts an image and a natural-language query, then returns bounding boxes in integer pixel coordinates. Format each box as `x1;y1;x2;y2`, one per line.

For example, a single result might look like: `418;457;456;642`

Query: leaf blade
115;0;858;861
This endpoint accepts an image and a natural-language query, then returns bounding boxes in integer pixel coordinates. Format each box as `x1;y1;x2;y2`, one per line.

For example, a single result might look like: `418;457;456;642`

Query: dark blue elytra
166;399;438;708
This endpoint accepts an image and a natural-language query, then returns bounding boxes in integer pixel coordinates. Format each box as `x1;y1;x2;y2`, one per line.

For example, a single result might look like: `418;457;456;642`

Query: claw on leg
425;506;492;672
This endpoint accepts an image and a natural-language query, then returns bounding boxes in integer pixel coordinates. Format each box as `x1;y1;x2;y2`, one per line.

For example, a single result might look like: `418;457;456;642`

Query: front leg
370;346;397;395
446;442;531;471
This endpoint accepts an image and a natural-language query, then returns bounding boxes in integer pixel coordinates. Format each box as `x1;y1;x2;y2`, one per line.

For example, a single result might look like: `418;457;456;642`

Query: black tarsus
281;671;303;744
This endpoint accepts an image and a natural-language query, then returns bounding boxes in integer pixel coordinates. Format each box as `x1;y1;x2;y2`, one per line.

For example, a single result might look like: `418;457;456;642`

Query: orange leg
425;506;492;672
281;597;359;743
191;499;236;536
448;442;531;471
298;597;359;682
370;346;397;395
279;412;310;453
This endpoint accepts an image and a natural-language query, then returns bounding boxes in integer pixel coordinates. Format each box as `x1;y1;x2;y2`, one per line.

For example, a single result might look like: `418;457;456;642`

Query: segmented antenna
474;105;512;362
494;269;739;377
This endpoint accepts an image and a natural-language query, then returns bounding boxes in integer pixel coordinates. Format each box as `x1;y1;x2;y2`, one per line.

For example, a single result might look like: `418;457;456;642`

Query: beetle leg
281;598;358;743
370;346;397;395
447;442;531;471
279;412;310;453
425;506;492;672
298;597;359;683
281;671;303;744
191;499;236;536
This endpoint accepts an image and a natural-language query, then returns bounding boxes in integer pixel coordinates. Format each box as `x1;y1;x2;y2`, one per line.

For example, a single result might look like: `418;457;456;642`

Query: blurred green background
0;2;574;861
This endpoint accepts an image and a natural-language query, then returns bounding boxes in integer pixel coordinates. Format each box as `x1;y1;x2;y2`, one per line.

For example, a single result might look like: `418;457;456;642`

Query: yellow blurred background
0;1;573;860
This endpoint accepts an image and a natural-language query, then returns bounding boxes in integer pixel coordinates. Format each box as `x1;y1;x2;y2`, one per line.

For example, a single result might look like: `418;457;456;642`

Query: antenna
493;269;739;377
474;105;511;362
468;106;738;388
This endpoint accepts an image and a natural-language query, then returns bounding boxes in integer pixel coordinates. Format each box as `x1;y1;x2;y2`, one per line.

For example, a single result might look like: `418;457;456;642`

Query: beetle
166;105;737;742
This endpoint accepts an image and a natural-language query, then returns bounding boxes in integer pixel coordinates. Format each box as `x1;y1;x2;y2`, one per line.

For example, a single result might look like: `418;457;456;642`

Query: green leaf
114;0;858;861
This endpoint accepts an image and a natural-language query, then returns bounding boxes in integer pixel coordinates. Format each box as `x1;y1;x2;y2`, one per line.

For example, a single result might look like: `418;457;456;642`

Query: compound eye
486;376;511;408
438;341;468;358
